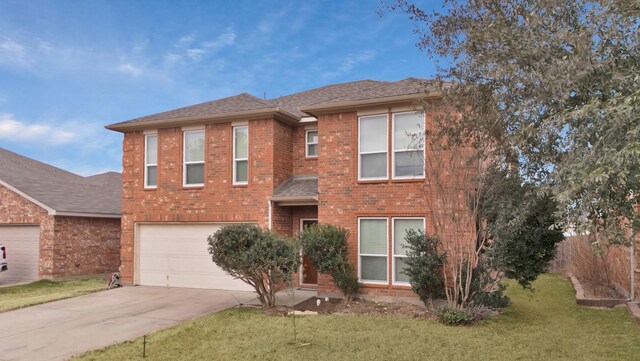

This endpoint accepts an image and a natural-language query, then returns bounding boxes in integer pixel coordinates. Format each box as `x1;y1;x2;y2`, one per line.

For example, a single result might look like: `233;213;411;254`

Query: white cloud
0;37;27;65
117;63;143;77
0;114;75;144
164;28;237;64
186;48;206;61
178;35;195;44
323;50;375;79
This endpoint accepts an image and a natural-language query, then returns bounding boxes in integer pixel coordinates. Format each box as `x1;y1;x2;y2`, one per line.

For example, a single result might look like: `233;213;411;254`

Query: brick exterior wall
0;183;121;278
316;110;476;297
293;126;318;175
120;110;476;298
0;183;54;276
119;117;298;283
52;216;121;277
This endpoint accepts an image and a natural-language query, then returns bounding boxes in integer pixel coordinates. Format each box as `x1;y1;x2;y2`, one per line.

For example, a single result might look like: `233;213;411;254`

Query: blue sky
0;0;438;175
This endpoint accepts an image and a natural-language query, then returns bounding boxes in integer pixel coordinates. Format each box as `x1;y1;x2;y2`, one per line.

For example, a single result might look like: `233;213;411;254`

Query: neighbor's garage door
138;223;252;291
0;225;40;285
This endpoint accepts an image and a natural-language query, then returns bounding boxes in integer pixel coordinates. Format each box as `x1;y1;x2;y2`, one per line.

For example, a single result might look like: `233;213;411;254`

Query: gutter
268;195;318;202
299;92;442;116
55;211;122;219
106;107;301;132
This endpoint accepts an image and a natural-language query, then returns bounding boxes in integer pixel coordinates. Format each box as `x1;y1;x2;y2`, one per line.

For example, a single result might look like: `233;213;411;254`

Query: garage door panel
138;224;252;291
0;225;40;284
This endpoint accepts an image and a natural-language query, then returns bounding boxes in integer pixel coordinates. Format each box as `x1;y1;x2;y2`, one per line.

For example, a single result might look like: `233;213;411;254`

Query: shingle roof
107;78;439;129
108;93;277;127
0;147;121;217
273;175;318;199
267;80;385;117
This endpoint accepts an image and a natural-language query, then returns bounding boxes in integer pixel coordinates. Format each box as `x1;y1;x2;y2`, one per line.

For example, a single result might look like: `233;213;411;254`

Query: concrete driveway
0;286;259;361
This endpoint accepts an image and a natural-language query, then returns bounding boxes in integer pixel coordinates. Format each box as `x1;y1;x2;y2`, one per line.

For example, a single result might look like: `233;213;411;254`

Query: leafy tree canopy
385;0;640;245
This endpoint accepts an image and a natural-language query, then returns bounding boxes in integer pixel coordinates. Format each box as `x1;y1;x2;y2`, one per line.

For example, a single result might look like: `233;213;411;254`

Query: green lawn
75;274;640;361
0;277;106;312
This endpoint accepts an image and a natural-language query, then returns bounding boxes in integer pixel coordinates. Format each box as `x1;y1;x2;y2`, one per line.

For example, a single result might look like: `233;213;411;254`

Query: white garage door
0;225;40;285
138;223;252;291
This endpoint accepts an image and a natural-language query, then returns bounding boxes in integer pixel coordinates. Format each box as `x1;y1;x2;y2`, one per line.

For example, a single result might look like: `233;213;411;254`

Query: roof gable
0;147;121;217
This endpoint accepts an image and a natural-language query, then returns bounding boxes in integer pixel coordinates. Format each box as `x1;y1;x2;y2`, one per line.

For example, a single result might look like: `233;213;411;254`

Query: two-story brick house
107;78;467;297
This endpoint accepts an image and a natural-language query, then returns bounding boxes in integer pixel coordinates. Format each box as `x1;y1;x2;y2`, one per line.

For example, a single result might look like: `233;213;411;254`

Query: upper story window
358;115;388;180
144;134;157;188
233;126;248;184
358;111;425;181
393;112;425;179
306;130;318;158
183;129;205;187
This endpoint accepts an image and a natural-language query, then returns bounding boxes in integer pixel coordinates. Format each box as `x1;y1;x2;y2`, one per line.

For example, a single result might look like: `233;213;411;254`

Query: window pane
361;256;387;281
307;144;318;157
235;160;248;183
394;219;424;256
186;163;204;185
361;153;387;178
395;150;424;177
146;135;157;164
360;219;387;254
307;130;318;144
185;131;205;162
234;127;248;159
394;112;424;150
146;165;157;187
359;115;387;152
395;257;410;283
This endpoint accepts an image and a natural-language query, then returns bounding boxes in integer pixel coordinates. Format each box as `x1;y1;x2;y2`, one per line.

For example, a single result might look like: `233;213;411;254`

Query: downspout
267;200;273;231
630;237;635;301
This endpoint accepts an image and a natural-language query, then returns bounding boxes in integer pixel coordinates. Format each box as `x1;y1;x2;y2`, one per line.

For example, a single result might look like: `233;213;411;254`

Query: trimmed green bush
402;229;447;308
299;224;360;302
437;306;473;326
207;224;300;308
472;283;510;309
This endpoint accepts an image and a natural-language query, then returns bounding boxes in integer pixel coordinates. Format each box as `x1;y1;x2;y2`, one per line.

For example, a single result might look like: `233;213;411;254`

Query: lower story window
358;218;388;283
358;216;426;286
393;217;425;284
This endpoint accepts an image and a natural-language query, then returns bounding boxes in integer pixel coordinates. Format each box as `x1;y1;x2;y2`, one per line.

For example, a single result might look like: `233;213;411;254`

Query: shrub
437;306;473;326
299;224;360;302
207;224;300;308
472;283;510;309
402;229;447;308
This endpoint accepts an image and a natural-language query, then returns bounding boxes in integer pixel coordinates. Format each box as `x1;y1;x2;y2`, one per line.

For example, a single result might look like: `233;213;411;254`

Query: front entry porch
269;174;319;289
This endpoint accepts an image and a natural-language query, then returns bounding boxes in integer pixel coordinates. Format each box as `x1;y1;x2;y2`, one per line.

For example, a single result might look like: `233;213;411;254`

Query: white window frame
183;129;205;187
144;133;158;189
358;217;389;285
392;217;426;286
305;129;318;158
233;125;249;185
358;114;389;181
392;111;426;180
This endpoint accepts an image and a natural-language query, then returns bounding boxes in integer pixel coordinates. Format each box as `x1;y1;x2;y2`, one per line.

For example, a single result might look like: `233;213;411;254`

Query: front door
301;219;318;285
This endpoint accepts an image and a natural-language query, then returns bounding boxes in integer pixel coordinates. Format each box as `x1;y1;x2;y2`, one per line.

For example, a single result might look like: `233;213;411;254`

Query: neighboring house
107;78;471;297
0;147;121;284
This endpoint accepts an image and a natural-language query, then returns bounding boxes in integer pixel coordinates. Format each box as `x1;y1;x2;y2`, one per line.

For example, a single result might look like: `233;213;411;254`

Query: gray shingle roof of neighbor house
271;175;318;201
106;77;443;131
0;147;121;217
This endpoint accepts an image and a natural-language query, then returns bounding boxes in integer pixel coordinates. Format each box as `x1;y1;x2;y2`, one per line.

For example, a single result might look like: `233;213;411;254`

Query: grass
74;274;640;361
0;277;106;312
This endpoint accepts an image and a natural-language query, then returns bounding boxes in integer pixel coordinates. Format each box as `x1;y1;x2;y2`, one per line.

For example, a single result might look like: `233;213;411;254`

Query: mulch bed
577;277;625;299
264;296;437;320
